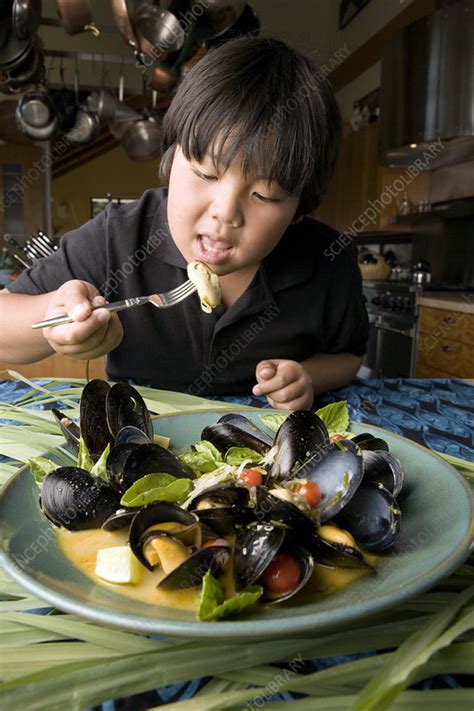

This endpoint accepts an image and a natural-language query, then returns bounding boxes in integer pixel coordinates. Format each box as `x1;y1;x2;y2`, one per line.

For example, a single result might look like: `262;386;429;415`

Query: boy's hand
252;359;314;411
42;280;123;360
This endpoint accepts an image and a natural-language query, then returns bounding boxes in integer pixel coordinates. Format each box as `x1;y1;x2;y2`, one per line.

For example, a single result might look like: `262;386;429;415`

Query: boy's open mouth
196;235;234;265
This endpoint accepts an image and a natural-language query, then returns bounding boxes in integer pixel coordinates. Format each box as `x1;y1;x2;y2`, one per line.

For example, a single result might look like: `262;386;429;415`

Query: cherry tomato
330;434;345;442
239;468;263;487
260;554;300;595
297;481;321;508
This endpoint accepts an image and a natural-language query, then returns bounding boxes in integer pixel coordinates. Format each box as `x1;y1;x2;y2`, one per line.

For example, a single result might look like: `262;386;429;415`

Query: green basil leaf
198;571;263;621
122;477;191;507
195;441;222;463
316;401;349;434
179;441;223;477
28;457;58;483
77;438;94;473
224;447;262;466
259;413;288;432
90;443;110;481
121;472;176;503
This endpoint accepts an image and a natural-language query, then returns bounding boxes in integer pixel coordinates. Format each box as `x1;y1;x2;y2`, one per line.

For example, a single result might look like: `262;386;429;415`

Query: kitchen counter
417;291;474;313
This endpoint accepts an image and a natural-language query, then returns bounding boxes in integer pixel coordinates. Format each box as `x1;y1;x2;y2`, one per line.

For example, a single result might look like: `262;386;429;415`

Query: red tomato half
330;434;345;442
260;554;300;595
238;468;263;487
297;481;321;508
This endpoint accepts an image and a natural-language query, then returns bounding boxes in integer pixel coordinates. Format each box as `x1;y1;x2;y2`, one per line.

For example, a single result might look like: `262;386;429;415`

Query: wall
52;144;163;234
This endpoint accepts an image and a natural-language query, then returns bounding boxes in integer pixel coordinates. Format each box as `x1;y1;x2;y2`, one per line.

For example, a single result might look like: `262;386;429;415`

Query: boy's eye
192;167;217;181
254;193;281;203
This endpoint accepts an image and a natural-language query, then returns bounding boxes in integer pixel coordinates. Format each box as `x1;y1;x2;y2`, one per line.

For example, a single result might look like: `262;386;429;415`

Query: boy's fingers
256;361;277;381
60;280;100;321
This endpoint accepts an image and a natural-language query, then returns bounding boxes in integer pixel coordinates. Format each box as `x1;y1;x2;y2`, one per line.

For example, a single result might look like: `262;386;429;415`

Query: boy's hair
160;36;341;218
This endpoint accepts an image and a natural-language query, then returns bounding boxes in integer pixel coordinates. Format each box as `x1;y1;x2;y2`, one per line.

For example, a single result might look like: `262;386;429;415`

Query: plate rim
1;410;473;639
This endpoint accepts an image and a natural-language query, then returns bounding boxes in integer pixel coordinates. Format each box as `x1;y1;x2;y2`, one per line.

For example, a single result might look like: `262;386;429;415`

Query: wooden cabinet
0;354;106;381
315;122;431;234
416;306;474;378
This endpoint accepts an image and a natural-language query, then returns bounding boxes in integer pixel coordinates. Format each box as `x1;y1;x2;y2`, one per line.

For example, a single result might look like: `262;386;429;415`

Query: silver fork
31;280;197;330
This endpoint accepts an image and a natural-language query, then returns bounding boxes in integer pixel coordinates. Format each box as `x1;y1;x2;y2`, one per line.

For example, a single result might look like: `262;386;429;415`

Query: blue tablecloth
0;377;472;709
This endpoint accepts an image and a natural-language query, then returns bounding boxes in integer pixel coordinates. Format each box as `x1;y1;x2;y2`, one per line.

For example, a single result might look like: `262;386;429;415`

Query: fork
31;280;197;330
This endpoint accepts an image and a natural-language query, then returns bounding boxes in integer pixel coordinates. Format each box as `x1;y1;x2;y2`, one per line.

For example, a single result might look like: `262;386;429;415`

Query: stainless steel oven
360;282;417;378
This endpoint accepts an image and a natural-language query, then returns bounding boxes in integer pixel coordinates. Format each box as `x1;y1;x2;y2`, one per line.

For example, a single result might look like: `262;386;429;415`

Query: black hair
160;36;341;217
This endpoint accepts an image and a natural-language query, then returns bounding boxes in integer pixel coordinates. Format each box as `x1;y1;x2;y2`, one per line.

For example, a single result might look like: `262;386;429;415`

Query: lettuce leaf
121;474;191;507
179;440;223;476
224;447;262;466
28;456;58;483
90;443;110;481
198;571;263;621
316;401;349;434
77;438;94;472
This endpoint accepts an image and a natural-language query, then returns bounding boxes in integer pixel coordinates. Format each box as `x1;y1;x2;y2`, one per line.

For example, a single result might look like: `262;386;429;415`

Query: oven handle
374;323;413;337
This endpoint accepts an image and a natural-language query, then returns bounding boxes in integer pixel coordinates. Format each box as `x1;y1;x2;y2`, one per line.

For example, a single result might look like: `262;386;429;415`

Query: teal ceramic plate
0;409;473;639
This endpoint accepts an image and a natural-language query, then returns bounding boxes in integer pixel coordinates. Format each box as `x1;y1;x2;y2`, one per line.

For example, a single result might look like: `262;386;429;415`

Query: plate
0;409;473;639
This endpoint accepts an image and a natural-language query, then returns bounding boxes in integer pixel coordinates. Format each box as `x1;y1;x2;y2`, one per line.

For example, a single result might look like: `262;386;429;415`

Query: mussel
352;433;389;452
79;379;113;461
307;524;372;569
267;411;329;482
361;450;404;497
129;502;231;589
106;382;153;441
190;484;255;535
52;408;81;454
106;442;195;494
234;521;314;603
201;420;271;456
40;467;121;531
334;482;401;552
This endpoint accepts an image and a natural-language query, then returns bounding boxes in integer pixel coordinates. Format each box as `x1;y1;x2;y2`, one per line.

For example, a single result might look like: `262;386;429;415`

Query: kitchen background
0;0;473;382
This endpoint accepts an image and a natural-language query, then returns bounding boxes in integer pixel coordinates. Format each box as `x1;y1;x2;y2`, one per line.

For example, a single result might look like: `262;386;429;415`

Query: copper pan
55;0;99;36
111;0;166;64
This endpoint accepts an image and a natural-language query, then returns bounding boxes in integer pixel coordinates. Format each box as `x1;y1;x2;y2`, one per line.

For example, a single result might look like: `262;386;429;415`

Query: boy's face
167;146;301;278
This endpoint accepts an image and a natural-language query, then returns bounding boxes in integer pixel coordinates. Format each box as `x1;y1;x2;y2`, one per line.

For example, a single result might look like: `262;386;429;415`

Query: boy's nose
208;191;244;228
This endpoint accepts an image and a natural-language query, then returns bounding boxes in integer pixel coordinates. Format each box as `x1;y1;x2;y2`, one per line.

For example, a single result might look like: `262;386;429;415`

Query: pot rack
43;49;139;66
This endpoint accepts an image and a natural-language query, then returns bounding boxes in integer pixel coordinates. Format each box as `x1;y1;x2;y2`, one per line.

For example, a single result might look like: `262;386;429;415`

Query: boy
0;37;368;411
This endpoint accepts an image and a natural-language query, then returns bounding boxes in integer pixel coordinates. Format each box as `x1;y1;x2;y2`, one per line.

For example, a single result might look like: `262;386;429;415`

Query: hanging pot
194;0;245;46
12;0;42;40
111;0;158;63
55;0;99;36
121;113;163;160
0;37;43;93
133;2;185;54
204;3;259;48
64;107;100;145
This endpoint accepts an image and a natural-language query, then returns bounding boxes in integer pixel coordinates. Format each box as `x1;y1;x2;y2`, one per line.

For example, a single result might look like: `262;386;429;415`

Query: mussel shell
217;414;273;449
263;543;314;604
106;442;141;493
79;379;113;461
115;425;151;446
362;450;404;497
234;522;286;590
334;482;401;552
306;531;371;569
234;521;314;602
52;408;81;454
201;422;270;456
108;442;195;494
129;502;199;570
299;439;363;523
195;506;256;535
106;382;153;440
267;410;329;482
254;486;316;538
352;433;389;452
40;467;121;531
102;507;137;531
190;484;250;510
157;543;231;590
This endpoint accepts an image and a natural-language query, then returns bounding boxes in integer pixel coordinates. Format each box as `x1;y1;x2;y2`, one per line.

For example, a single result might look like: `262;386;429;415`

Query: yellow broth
56;528;378;613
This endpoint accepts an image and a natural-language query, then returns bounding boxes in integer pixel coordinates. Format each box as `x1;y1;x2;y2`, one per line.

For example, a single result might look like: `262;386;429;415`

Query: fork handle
31;297;150;330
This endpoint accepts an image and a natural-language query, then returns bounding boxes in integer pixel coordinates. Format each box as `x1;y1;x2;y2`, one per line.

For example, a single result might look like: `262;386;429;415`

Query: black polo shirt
8;189;368;396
